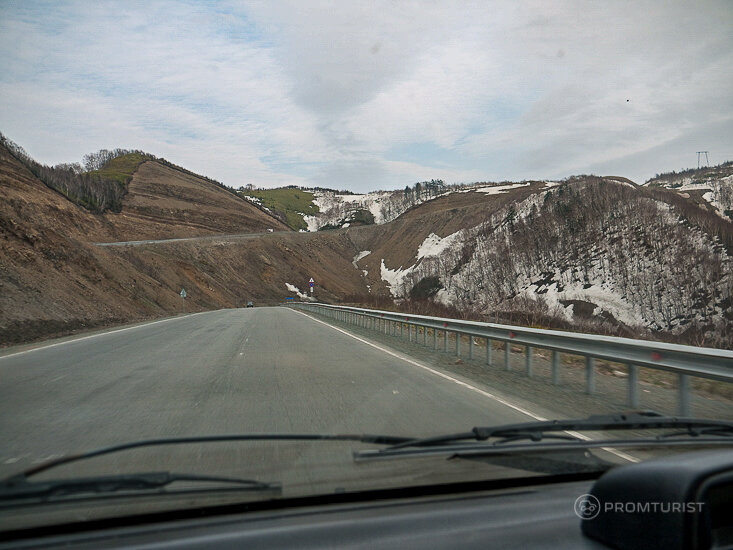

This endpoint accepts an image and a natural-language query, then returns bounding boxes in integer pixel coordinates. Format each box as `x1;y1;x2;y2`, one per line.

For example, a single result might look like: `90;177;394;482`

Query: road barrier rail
290;302;733;416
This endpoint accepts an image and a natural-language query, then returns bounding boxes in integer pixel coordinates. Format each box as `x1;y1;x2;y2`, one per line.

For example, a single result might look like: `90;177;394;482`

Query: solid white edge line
291;308;639;463
0;310;215;361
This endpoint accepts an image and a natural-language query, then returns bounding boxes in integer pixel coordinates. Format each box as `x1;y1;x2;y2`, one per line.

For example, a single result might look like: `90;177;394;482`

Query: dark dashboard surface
3;479;608;549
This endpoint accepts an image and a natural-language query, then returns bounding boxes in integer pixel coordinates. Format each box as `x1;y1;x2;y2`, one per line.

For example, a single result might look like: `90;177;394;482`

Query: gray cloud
0;1;730;191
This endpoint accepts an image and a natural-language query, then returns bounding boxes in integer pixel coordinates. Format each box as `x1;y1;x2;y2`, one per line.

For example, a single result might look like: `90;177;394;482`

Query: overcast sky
1;1;731;192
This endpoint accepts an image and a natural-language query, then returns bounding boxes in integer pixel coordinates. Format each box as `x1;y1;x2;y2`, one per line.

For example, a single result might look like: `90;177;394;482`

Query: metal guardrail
291;302;733;416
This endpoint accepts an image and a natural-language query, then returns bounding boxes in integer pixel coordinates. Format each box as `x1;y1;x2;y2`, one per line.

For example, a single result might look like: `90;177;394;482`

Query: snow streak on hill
646;161;733;221
302;181;539;231
380;177;732;342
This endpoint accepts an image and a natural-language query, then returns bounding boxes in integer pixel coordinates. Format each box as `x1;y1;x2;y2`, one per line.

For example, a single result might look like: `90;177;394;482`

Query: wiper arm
357;412;733;459
5;433;411;481
0;471;281;502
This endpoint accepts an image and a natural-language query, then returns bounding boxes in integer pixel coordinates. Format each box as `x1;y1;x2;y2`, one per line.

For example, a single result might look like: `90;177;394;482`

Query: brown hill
3;137;729;347
345;182;546;296
0;144;364;345
101;160;289;241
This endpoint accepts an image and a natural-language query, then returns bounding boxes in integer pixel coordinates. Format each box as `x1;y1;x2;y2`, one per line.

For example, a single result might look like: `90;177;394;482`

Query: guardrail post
307;305;732;402
586;357;595;394
628;364;639;408
679;374;691;416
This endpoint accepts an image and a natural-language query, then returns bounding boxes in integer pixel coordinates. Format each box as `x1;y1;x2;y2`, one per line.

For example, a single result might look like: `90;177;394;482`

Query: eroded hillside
354;177;732;346
2;135;731;348
0;142;364;345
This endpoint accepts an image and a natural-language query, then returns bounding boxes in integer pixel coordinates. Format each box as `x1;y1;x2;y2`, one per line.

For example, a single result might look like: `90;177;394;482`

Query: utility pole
696;151;709;169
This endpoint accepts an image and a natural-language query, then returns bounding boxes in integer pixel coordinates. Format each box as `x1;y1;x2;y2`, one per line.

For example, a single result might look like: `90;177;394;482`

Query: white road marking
291;308;638;463
0;310;215;361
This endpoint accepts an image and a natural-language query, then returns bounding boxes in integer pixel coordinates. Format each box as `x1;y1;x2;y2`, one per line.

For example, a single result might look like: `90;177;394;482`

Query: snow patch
475;182;531;195
352;250;371;268
380;259;414;297
417;231;462;260
285;283;313;301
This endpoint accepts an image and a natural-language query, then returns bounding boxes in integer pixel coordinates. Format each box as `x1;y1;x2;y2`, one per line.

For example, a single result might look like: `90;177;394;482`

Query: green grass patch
87;153;151;186
241;187;319;230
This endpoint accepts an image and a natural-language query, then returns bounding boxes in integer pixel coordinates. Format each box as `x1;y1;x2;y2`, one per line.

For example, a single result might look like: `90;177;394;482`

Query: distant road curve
93;230;292;247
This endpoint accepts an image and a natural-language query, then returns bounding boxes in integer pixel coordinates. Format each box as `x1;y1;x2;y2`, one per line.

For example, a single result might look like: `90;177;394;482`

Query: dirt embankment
0;146;365;346
100;161;289;242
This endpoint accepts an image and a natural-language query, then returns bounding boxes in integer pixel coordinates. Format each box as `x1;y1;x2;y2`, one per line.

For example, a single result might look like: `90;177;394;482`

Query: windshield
0;0;731;535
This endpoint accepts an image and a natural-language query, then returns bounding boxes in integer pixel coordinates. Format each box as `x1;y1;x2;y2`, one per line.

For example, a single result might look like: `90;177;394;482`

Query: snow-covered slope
378;177;732;341
302;181;543;231
645;162;733;220
303;187;446;231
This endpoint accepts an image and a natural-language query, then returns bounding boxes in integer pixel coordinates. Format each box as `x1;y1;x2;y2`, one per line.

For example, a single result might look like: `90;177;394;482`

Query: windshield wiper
4;433;412;482
354;412;733;461
0;472;281;502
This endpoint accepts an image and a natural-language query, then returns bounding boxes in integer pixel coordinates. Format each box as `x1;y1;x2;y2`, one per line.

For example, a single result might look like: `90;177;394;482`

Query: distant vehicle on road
266;228;274;233
246;301;254;308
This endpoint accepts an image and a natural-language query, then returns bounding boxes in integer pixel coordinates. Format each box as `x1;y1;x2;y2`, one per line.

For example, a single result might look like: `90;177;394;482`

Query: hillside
102;160;289;241
2;135;731;348
0;140;360;345
241;180;447;232
351;176;732;346
645;161;733;221
239;187;319;231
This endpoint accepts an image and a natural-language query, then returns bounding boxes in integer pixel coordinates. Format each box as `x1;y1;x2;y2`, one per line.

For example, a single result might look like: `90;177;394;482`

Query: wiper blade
0;471;281;502
355;412;733;460
354;437;733;462
5;433;411;481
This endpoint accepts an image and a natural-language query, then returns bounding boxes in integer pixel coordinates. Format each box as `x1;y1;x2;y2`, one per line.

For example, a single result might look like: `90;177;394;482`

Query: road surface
92;230;289;247
0;307;601;499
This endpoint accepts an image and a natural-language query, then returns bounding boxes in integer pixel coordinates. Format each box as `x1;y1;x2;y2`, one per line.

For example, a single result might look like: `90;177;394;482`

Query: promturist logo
574;494;705;520
574;494;600;520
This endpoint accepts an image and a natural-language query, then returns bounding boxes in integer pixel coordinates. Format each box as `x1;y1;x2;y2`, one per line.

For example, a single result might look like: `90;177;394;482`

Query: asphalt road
0;307;609;503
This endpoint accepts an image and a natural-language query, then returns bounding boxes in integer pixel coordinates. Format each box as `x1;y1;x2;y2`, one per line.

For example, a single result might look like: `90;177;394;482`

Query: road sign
180;288;187;298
